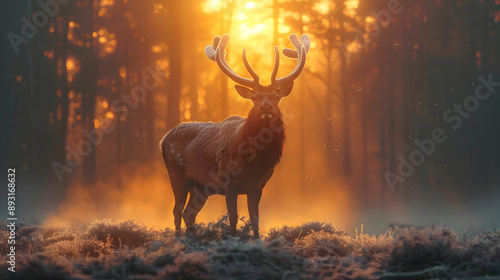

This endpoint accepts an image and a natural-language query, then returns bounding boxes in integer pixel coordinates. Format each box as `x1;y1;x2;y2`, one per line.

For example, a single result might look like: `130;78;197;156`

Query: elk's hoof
253;232;260;240
186;225;197;235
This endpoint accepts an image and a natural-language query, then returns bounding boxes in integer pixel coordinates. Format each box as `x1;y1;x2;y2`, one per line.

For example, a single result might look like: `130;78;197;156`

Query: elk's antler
205;34;260;89
271;34;310;88
282;34;311;59
205;33;310;89
204;35;221;61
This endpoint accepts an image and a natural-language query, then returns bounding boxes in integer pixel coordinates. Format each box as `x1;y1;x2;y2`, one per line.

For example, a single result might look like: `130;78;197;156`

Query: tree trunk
273;0;279;46
218;0;235;119
82;0;98;185
340;49;351;176
298;9;306;190
166;0;183;129
361;83;368;201
188;60;199;120
325;46;335;175
116;117;122;188
58;20;70;163
145;89;155;155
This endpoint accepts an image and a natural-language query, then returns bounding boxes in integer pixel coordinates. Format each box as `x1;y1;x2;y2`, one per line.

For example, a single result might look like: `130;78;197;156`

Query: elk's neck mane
239;108;286;170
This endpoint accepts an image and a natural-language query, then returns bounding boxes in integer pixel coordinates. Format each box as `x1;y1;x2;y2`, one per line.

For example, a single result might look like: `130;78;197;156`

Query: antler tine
205;45;216;61
300;34;311;53
213;35;221;49
205;35;221;61
270;45;280;85
279;46;306;84
273;34;308;87
216;35;237;75
215;48;254;88
212;34;259;88
242;49;260;84
282;34;310;59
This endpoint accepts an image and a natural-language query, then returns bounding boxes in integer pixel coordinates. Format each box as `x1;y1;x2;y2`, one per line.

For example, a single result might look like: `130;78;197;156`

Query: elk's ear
278;81;294;97
234;85;254;99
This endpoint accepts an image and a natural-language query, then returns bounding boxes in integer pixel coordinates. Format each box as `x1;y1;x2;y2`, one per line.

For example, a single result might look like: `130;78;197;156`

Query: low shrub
85;219;154;248
267;221;346;242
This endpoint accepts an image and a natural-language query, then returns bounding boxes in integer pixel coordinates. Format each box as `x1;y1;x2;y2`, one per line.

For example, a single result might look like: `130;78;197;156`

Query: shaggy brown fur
160;33;309;238
160;108;285;237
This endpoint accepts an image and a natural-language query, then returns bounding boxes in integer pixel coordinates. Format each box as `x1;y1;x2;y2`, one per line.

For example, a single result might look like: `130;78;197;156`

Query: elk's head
205;34;310;120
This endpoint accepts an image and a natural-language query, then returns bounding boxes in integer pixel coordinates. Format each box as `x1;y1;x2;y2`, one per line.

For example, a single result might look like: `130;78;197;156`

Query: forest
1;0;500;278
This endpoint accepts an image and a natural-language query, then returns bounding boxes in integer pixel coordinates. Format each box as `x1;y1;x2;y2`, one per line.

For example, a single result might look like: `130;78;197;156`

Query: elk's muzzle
260;103;273;119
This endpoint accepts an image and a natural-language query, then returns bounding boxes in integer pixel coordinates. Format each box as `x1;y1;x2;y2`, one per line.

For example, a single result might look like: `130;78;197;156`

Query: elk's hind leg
183;187;208;233
167;166;189;236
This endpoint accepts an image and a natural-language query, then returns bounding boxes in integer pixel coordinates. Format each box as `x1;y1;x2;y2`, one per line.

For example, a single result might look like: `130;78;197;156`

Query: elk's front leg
247;191;262;239
225;190;238;236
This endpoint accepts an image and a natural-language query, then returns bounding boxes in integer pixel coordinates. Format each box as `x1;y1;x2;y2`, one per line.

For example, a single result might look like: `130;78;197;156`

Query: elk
160;33;310;238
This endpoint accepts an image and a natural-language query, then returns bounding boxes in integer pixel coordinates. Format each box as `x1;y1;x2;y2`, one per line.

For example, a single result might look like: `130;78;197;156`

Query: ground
0;217;499;280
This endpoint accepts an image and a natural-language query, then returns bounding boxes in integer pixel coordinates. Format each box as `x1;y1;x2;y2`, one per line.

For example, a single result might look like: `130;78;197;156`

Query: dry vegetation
0;218;499;279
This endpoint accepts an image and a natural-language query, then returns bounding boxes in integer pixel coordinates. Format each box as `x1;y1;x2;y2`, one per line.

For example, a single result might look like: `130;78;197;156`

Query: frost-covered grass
0;218;499;280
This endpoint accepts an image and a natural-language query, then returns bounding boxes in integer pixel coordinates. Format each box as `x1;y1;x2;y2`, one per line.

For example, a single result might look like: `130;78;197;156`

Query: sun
203;0;272;40
203;0;222;13
233;1;272;40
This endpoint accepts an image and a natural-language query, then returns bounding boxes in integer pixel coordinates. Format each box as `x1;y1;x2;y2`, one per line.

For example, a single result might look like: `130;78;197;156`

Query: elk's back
160;116;246;185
